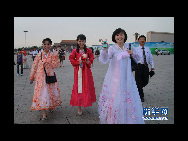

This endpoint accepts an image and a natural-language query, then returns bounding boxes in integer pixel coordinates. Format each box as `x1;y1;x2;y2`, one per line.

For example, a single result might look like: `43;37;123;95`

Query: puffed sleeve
51;52;60;68
131;45;139;64
30;53;40;81
99;46;113;64
69;49;79;66
86;48;95;68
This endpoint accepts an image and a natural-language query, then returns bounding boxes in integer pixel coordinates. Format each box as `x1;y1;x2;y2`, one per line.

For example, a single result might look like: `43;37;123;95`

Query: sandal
42;117;47;121
49;110;53;113
40;116;47;121
78;111;82;116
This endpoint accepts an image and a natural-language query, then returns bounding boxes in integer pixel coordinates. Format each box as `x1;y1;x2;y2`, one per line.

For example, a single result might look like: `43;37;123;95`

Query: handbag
41;52;57;84
149;70;155;78
129;44;138;71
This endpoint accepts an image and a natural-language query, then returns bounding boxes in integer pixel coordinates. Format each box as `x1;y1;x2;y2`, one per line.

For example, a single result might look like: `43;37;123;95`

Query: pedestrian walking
98;28;144;124
17;48;23;76
30;38;62;120
95;48;100;60
58;47;65;67
52;46;56;52
21;47;29;69
31;47;38;61
69;34;96;116
155;48;158;56
135;35;155;102
89;47;94;66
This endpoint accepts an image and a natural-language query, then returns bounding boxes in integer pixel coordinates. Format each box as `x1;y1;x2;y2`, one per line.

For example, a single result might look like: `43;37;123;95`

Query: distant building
53;43;61;48
147;31;174;42
53;40;77;50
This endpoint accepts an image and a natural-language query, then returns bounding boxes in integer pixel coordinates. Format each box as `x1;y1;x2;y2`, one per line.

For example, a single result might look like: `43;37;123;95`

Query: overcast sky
14;17;174;48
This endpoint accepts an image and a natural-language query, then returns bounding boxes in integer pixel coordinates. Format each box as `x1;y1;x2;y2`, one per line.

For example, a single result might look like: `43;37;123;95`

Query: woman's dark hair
76;34;87;53
42;38;52;45
112;28;127;43
138;35;146;41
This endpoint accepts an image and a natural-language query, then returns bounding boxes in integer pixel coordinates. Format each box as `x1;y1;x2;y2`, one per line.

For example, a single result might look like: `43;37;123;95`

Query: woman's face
77;39;86;48
43;41;51;52
115;32;125;44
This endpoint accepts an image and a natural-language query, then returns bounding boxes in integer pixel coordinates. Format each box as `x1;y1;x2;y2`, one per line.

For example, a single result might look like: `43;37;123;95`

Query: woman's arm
69;49;80;66
30;53;40;81
86;48;94;68
99;46;114;64
51;51;60;68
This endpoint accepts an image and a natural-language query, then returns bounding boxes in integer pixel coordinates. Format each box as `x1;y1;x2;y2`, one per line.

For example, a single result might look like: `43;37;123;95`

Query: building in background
147;31;174;42
53;40;77;50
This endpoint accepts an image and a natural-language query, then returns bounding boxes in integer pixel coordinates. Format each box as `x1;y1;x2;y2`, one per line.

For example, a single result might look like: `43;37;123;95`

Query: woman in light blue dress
98;28;144;124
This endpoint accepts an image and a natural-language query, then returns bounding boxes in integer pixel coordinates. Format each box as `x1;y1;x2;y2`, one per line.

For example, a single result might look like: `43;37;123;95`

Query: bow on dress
78;54;87;93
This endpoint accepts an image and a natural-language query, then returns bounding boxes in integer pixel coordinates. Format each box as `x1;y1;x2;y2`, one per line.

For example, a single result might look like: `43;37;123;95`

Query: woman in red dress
69;34;96;115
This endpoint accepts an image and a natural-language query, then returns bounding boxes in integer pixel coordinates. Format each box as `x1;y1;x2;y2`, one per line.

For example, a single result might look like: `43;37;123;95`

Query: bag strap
129;43;133;58
41;52;47;76
41;52;56;76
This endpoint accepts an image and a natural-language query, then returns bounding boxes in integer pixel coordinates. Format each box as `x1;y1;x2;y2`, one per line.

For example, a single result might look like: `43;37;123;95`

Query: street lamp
24;31;28;47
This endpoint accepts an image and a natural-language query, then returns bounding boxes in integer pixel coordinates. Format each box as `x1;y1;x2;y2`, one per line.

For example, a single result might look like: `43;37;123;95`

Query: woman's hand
86;58;90;64
30;80;33;84
127;50;133;55
101;41;109;48
79;60;83;64
42;58;47;65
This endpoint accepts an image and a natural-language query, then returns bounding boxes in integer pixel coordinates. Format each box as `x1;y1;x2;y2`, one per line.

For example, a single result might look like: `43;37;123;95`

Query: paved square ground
14;53;174;124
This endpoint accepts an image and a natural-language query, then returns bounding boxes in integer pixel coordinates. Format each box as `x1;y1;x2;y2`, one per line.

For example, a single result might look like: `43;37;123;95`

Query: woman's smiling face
115;32;125;44
43;41;51;52
77;39;86;48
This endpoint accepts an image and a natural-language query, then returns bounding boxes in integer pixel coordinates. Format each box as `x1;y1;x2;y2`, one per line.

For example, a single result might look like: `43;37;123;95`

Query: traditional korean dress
30;51;62;110
98;43;144;124
69;48;96;107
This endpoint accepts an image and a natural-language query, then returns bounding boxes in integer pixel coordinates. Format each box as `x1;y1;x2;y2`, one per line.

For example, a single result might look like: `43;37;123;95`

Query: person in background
32;47;38;61
53;47;56;52
21;47;29;69
95;48;100;60
58;47;64;67
17;48;23;76
155;48;158;56
135;35;155;102
89;47;95;66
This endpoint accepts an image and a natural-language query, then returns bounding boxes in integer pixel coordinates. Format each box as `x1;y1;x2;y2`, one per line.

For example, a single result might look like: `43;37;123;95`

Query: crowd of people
15;28;155;124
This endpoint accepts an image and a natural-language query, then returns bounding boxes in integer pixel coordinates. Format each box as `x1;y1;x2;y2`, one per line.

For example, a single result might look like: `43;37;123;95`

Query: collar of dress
115;43;125;51
44;50;50;58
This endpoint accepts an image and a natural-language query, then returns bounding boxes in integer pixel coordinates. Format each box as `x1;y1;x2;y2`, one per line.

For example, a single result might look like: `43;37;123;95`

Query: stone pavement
14;53;174;124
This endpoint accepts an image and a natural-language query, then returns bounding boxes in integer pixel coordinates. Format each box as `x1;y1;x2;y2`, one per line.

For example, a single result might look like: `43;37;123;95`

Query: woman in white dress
98;28;144;124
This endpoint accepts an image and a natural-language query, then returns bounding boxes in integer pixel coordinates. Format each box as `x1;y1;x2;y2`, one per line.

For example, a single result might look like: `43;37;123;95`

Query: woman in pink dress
30;38;62;120
69;34;96;115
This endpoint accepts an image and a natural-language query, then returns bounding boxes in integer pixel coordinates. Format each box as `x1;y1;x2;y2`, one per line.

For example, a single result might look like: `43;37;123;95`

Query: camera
103;41;107;47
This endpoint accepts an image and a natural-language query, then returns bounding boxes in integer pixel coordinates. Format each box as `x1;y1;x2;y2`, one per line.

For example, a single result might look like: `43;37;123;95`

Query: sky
14;17;174;49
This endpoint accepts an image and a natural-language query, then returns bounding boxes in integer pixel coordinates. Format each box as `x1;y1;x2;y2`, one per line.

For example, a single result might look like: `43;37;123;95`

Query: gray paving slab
14;53;174;124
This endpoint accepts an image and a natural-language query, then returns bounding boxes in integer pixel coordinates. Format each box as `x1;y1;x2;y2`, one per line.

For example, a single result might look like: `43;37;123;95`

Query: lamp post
24;31;28;47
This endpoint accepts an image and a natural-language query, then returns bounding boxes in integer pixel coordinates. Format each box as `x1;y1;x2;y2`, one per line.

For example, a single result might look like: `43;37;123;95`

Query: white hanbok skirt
98;51;144;124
